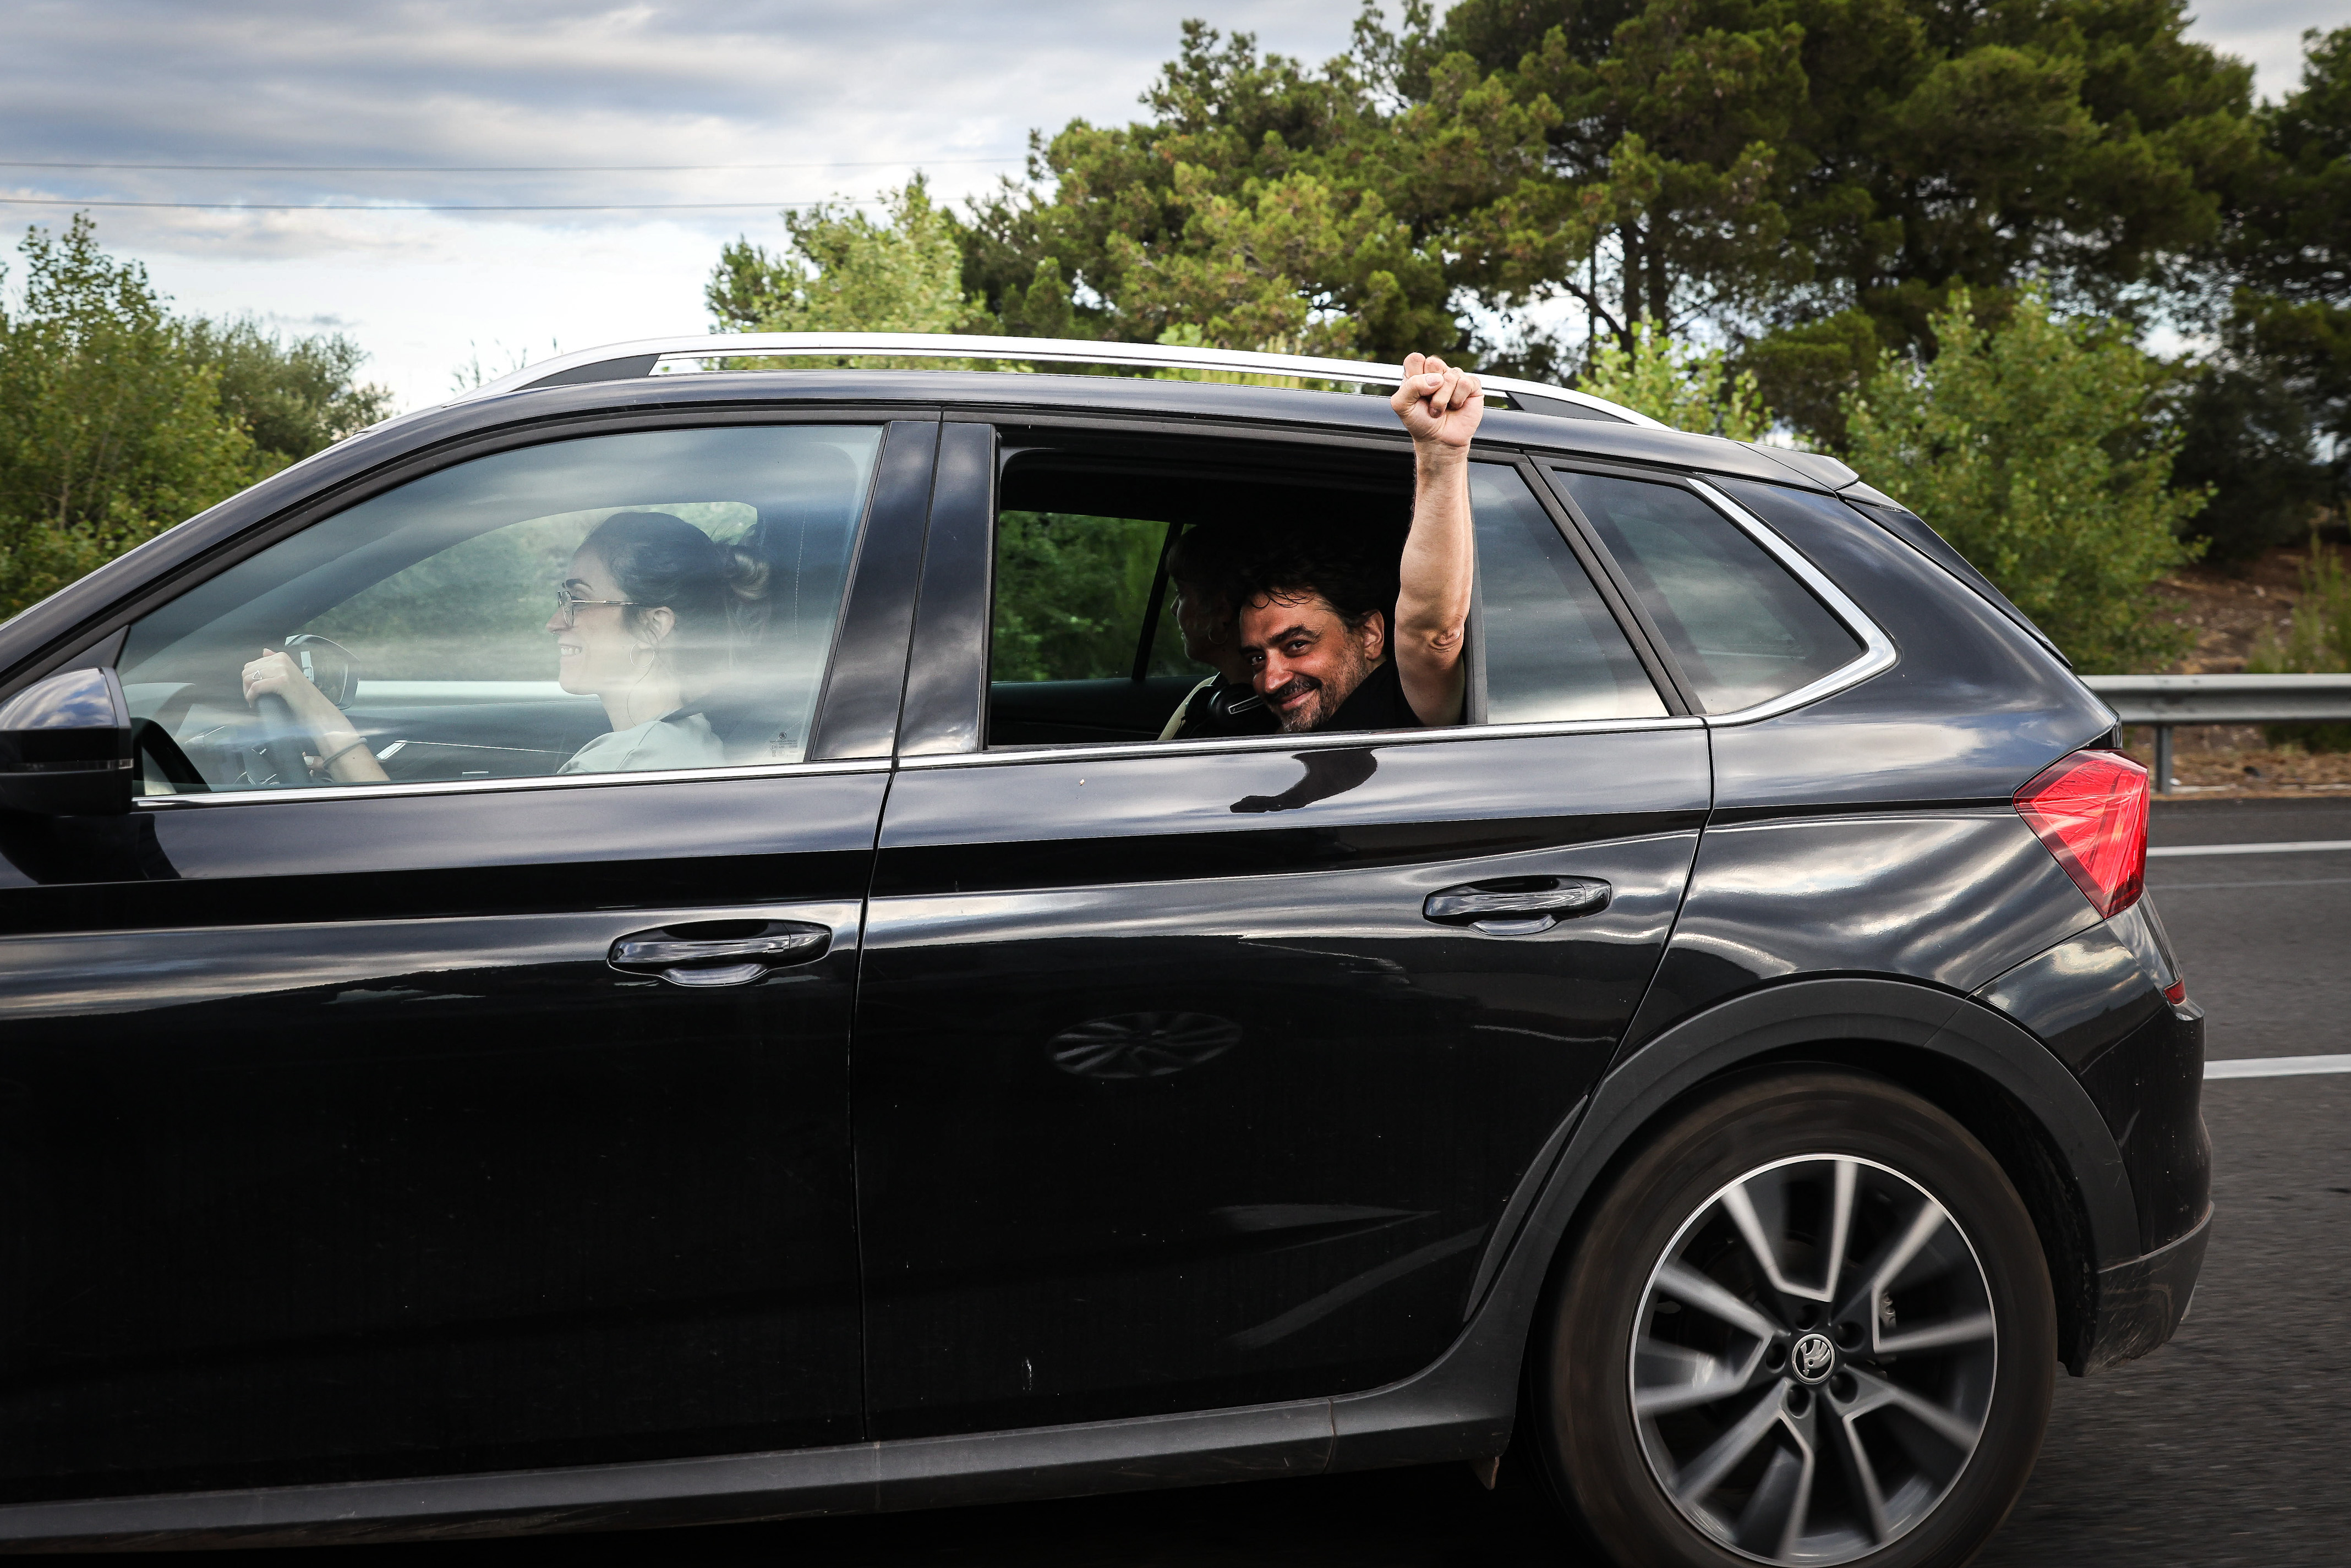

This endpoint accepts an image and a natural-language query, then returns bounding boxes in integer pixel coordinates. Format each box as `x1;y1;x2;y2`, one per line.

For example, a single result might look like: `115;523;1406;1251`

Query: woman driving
240;511;767;782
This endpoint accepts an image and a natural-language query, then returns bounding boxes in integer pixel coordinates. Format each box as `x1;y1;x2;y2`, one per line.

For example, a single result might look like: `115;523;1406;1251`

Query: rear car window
983;442;1414;747
991;511;1194;684
981;441;1667;746
1552;469;1861;714
1469;464;1665;723
118;425;879;792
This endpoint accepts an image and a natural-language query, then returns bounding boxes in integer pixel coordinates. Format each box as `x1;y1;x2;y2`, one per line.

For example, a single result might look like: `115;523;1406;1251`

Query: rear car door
850;420;1712;1438
0;418;934;1504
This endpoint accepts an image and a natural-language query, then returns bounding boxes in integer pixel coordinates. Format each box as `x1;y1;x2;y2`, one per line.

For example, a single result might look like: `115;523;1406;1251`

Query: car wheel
1528;1068;2055;1568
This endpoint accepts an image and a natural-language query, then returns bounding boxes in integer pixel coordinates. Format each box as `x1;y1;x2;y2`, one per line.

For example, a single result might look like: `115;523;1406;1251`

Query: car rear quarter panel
1976;904;2211;1256
1619;480;2117;1051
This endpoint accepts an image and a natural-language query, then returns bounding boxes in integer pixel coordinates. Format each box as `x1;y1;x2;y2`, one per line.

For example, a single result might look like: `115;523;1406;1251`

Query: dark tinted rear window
1553;470;1862;714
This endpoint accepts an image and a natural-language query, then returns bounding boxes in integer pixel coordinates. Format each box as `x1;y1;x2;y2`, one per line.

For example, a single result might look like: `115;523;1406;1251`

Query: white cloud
4;2;2339;410
2182;0;2342;100
1;1;1363;409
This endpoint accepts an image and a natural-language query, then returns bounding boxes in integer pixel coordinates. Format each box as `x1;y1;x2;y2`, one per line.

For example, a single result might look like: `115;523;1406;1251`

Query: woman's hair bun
720;543;772;600
580;510;777;673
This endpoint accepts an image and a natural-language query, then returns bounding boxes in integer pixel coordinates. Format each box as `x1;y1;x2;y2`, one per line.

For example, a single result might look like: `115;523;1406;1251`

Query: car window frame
111;409;934;810
894;415;1710;770
1536;460;1895;724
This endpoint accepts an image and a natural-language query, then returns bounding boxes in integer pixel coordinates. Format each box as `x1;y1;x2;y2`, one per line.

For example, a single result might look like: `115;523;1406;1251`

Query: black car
0;335;2207;1566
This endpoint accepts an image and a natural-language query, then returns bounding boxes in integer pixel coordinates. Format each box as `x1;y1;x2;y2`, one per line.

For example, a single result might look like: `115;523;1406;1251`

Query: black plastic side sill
0;1402;1338;1549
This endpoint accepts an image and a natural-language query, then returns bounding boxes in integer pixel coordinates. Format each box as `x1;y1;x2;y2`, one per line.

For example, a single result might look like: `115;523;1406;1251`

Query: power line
0;196;856;212
0;156;1025;173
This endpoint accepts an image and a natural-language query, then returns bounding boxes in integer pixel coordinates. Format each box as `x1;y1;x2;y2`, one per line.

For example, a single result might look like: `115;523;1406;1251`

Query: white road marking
2148;840;2351;858
2205;1054;2351;1081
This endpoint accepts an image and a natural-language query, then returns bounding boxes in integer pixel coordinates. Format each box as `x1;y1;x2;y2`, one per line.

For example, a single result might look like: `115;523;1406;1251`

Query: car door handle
609;921;832;988
1423;878;1611;936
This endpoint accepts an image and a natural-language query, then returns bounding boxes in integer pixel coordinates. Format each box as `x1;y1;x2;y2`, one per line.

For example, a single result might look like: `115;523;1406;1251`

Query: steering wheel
246;637;363;788
249;693;316;788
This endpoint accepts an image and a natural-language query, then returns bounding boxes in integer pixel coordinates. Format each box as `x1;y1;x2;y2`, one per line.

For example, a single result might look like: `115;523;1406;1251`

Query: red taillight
2164;978;2187;1005
2014;749;2150;919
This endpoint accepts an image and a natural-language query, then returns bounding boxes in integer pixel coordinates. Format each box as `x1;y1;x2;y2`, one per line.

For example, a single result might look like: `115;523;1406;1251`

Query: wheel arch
1482;977;2136;1388
1320;976;2140;1470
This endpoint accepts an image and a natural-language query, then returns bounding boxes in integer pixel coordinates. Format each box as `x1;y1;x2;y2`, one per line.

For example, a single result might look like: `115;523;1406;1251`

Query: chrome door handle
1424;878;1611;936
609;922;831;988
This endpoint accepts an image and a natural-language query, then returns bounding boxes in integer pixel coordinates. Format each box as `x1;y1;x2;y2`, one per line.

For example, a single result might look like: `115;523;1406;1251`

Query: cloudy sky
3;1;2342;412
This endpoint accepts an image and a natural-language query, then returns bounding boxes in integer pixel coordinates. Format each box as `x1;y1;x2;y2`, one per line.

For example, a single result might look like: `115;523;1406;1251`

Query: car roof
380;363;1839;495
448;331;1663;426
0;358;1844;687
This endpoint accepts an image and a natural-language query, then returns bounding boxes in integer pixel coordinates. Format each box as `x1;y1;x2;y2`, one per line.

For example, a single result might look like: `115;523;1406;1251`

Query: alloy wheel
1630;1154;1998;1564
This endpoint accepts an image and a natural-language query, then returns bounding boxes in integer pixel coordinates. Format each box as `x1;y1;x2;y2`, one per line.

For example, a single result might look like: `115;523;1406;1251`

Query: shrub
2248;545;2351;750
1844;286;2204;672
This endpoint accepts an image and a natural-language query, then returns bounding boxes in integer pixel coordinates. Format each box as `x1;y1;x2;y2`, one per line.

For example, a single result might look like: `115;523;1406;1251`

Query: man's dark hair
1240;528;1401;647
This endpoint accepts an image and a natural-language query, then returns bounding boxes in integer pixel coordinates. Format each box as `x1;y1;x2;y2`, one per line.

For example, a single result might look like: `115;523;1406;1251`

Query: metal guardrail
2082;674;2351;792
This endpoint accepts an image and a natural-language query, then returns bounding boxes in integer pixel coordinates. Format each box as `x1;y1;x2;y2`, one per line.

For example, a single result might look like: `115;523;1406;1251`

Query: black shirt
1321;659;1425;732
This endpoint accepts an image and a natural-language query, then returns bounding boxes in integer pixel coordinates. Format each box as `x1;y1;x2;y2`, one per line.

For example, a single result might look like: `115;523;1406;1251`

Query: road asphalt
200;799;2351;1568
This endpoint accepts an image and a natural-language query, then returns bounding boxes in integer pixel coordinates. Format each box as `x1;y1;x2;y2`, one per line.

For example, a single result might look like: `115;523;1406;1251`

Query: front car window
119;426;880;793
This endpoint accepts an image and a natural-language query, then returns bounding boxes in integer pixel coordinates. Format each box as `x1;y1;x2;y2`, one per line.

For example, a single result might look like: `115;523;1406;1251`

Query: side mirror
0;666;134;816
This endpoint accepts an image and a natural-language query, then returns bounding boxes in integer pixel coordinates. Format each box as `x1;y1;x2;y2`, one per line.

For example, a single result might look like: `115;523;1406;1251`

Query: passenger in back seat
1157;524;1278;743
1234;352;1481;733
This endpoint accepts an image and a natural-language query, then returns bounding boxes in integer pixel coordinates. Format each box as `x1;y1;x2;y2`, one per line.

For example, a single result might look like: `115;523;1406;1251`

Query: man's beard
1266;646;1374;733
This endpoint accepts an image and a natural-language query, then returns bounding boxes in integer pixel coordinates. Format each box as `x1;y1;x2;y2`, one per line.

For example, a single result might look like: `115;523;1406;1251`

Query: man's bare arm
1389;352;1483;726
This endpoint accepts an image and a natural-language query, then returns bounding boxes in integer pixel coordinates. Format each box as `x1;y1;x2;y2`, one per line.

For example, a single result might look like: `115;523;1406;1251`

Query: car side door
0;416;936;1505
849;420;1712;1439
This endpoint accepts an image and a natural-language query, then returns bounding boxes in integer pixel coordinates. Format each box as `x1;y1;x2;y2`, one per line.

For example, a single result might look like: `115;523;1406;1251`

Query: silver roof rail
452;331;1663;428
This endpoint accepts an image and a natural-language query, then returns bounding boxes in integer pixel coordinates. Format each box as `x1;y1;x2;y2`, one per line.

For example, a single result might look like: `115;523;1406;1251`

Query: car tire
1527;1068;2055;1568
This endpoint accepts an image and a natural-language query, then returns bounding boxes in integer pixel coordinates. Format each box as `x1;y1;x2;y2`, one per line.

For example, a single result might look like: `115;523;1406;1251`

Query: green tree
2166;355;2330;564
0;218;393;621
1580;322;1771;437
1430;0;1808;353
1845;286;2203;671
1422;0;2257;430
181;316;393;465
2247;546;2351;749
708;177;985;344
0;217;259;619
963;4;2257;441
960;19;1490;357
2222;27;2351;510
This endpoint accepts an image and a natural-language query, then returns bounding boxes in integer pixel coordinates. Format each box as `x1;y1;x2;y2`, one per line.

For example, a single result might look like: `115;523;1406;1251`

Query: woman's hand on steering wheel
242;648;345;739
239;647;390;785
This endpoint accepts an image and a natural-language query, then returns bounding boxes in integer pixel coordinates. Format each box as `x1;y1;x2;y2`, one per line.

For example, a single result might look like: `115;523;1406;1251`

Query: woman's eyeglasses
551;589;642;627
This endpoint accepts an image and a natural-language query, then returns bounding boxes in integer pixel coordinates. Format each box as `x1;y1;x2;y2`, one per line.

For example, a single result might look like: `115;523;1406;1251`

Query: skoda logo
1790;1331;1836;1384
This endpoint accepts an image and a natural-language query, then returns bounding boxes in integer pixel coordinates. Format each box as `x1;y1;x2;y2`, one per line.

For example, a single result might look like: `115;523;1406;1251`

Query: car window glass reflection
1468;465;1666;723
116;426;881;793
1554;470;1862;713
